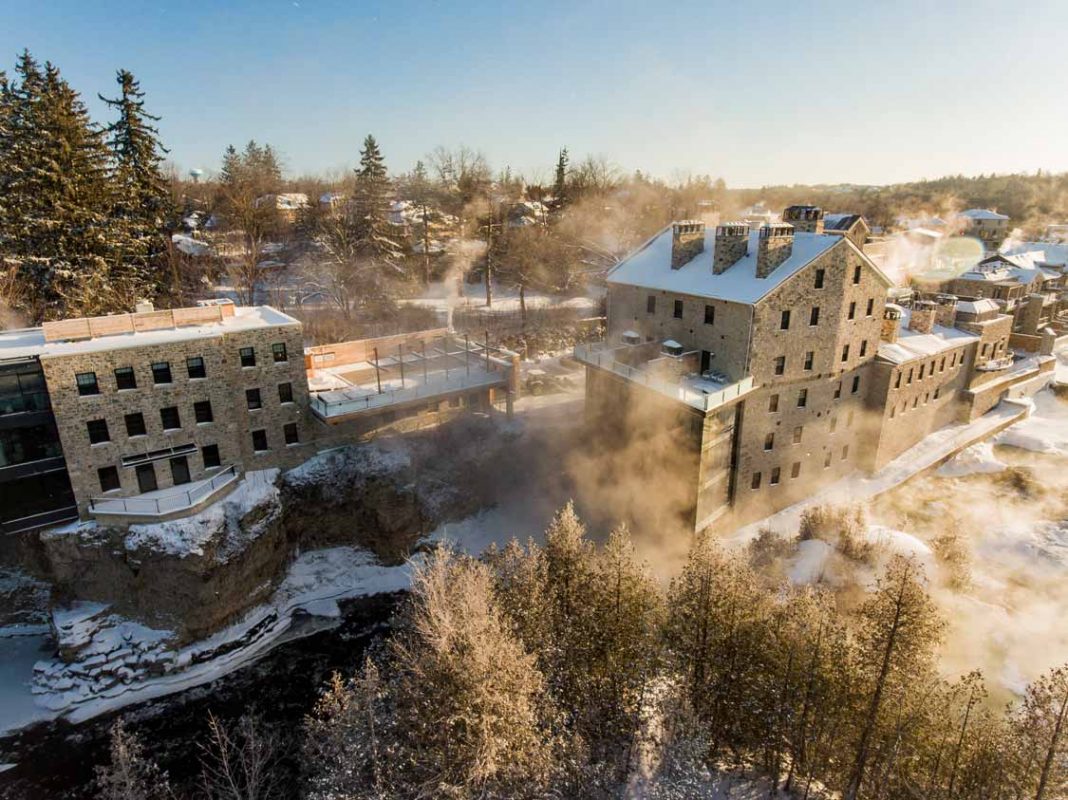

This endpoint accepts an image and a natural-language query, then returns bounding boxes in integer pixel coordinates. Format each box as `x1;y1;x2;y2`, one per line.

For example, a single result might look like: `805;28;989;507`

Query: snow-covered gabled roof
962;208;1009;221
956;298;999;315
1000;241;1068;268
824;213;865;232
607;226;880;305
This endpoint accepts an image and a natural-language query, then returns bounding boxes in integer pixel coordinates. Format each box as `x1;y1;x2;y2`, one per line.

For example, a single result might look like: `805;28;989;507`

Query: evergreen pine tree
549;147;569;214
352;134;399;260
98;69;175;300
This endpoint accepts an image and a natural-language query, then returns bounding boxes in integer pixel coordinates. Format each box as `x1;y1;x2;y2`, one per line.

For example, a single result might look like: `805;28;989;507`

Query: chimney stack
670;221;705;269
756;223;794;279
782;205;825;234
881;304;902;343
908;300;937;334
934;294;958;328
713;223;749;274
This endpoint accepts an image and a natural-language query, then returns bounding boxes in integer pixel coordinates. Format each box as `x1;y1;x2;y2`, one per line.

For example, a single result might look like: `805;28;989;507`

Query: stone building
0;301;520;530
577;207;1051;531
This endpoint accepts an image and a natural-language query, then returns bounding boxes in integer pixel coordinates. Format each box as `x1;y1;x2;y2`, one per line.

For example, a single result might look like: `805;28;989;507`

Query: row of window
888;388;943;418
772;343;870;378
751;446;850;489
85;383;295;445
761;409;857;451
95;423;301;493
767;380;860;411
892;351;961;389
778;297;876;331
75;344;290;396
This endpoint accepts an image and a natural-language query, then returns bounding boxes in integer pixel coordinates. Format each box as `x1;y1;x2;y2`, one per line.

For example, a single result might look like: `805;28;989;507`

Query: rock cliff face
37;415;511;647
40;471;286;643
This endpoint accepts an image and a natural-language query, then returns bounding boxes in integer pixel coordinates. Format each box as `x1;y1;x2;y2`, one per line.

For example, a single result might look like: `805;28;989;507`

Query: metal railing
89;465;239;517
573;342;755;412
310;370;507;419
1;505;78;535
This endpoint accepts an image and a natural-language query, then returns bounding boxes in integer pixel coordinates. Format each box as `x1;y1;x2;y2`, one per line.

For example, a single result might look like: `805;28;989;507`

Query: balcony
574;341;756;413
88;465;239;518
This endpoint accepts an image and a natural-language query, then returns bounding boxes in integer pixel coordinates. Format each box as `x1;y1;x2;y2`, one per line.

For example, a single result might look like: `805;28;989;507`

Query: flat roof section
0;306;300;361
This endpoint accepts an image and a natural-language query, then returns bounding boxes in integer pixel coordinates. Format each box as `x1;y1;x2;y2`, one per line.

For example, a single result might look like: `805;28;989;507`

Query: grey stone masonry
756;224;794;279
908;301;937;334
671;221;705;269
713;224;750;274
41;320;313;516
782;205;825;234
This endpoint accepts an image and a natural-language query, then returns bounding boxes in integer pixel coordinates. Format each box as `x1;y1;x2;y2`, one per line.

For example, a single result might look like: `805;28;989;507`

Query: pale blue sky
2;0;1066;186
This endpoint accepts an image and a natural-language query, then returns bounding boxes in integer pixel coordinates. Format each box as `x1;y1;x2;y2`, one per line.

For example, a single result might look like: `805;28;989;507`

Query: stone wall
42;322;315;516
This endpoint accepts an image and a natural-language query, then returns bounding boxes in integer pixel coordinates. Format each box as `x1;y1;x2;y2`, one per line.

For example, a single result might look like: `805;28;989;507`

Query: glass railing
0;392;51;416
310;370;507;418
573;342;755;412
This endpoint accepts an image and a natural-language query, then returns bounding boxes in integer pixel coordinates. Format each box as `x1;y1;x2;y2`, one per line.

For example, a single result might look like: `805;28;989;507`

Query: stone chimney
908;300;937;334
934;294;958;328
671;221;705;269
782;205;824;234
713;223;749;274
881;304;902;343
756;223;794;279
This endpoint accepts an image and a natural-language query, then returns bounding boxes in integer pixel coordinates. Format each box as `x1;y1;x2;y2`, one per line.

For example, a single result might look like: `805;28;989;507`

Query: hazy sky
3;0;1066;187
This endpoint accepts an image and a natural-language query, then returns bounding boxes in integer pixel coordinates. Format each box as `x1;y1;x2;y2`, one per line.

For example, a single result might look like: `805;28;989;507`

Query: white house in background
960;208;1010;250
254;193;309;222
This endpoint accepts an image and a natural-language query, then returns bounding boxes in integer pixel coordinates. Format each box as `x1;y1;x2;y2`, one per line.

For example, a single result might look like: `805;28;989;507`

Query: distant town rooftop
607;225;884;305
961;208;1009;221
0;303;300;361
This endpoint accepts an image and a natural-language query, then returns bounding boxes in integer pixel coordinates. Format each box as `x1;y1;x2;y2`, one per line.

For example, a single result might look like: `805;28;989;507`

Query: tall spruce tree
98;69;174;299
0;53;116;320
352;134;398;260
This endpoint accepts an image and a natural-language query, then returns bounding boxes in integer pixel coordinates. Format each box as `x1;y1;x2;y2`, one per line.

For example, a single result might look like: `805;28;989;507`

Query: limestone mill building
577;206;1054;531
0;300;519;533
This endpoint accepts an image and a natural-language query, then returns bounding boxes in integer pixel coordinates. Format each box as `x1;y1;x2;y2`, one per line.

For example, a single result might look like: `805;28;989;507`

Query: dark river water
0;592;403;799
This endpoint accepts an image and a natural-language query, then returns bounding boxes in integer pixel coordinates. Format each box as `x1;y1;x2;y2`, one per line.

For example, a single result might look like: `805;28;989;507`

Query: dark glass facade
0;357;76;534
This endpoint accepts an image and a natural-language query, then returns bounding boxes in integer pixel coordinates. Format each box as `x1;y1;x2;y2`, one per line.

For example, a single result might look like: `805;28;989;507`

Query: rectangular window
751;471;762;489
852;375;860;394
894;373;901;389
272;342;288;363
842;445;850;460
98;466;120;493
780;309;791;330
791;461;801;479
797;389;808;408
646;295;656;314
913;397;919;408
284;422;299;445
673;300;684;319
114;367;137;390
814;268;825;289
919;364;926;380
834;381;842;399
160;406;181;430
774;356;785;376
810;306;820;326
768;394;779;413
848;301;856;320
841;344;850;362
770;467;781;485
194;400;213;423
824;451;832;468
704;305;715;325
246;388;262;410
890;405;896;419
804;351;814;371
853;265;862;284
830;416;838;432
793;426;803;444
764;433;775;451
151;362;172;385
252;429;268;452
866;298;874;316
187;356;206;379
860;340;868;357
907;368;914;384
76;372;99;396
125;412;146;437
278;382;294;404
87;418;110;444
940;357;946;372
934;386;941;399
240;347;256;368
202;443;221;469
